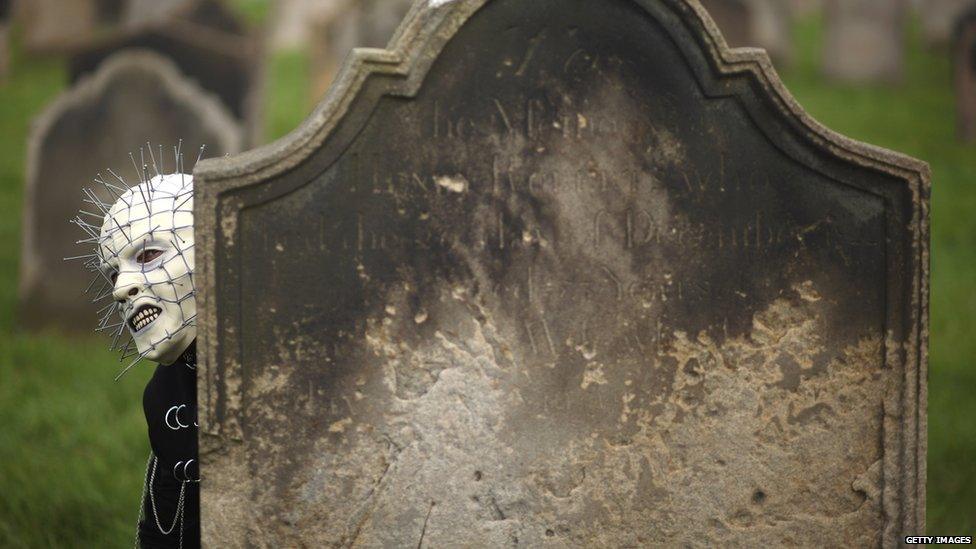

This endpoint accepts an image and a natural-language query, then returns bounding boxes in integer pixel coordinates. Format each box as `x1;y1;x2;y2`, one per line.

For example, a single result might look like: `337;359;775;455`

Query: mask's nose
113;273;142;304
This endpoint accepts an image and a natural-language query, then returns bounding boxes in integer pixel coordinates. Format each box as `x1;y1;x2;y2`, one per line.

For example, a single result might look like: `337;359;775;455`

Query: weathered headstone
308;0;413;100
956;7;976;141
196;0;928;546
67;0;265;145
823;0;906;83
916;0;973;46
20;50;241;333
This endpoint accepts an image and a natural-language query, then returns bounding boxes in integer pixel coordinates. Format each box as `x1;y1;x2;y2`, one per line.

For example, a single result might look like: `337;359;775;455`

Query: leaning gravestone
196;0;928;545
823;0;906;83
956;7;976;141
20;50;241;333
67;0;265;146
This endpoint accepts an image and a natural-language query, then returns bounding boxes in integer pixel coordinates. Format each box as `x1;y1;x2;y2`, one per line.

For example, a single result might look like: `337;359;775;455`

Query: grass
0;9;971;547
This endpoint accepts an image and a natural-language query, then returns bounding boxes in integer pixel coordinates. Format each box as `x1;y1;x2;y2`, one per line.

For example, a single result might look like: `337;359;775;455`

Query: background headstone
700;0;793;66
0;0;10;82
956;7;976;141
67;0;265;146
823;0;906;83
122;0;192;26
15;0;100;54
747;0;793;65
269;0;338;52
915;0;974;46
20;50;242;333
197;0;928;545
308;0;413;100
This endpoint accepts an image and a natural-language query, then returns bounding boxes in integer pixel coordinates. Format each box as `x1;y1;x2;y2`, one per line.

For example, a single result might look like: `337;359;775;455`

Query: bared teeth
130;306;162;332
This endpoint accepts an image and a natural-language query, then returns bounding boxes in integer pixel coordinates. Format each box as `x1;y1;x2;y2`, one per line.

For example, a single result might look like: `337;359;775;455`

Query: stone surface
20;50;241;333
308;0;413;100
823;0;906;83
956;6;976;141
915;0;973;46
196;0;929;546
67;0;265;145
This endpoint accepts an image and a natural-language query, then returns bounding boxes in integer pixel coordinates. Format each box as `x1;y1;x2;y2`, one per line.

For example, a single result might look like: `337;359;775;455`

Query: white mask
97;173;196;366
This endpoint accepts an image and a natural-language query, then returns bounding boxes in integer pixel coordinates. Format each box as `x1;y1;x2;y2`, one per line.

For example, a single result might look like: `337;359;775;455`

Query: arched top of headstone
196;0;929;189
31;49;243;161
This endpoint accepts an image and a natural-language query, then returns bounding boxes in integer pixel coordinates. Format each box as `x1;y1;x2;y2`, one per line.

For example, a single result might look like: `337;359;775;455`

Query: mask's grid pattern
68;142;203;380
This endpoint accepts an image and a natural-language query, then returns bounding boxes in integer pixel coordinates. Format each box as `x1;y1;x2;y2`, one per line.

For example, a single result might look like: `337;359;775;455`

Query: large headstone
20;50;242;333
308;0;414;100
67;0;265;145
956;7;976;141
196;0;928;545
823;0;906;83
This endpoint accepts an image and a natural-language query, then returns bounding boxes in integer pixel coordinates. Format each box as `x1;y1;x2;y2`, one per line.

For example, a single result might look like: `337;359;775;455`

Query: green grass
0;40;155;548
0;11;972;547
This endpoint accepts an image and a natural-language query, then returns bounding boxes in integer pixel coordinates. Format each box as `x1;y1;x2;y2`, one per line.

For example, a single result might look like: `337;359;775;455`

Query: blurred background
0;0;972;545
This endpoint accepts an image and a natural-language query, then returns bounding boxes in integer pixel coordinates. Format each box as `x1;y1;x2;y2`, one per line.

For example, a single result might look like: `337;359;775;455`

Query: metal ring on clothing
165;406;181;430
175;404;190;429
173;460;184;481
183;459;199;483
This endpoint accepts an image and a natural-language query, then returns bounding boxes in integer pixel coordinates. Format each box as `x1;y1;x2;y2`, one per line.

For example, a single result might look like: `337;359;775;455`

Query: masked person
80;164;200;549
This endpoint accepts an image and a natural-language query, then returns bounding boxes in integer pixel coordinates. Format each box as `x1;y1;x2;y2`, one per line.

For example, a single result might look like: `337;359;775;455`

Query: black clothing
138;345;199;549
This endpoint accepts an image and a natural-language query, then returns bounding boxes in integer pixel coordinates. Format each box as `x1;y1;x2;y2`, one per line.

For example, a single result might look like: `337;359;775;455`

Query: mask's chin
131;307;196;365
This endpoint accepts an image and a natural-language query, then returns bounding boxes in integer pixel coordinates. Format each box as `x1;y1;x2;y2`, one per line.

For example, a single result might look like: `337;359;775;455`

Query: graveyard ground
0;12;972;547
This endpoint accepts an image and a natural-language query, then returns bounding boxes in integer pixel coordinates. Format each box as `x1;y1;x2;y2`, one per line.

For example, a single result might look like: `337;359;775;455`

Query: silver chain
144;453;188;548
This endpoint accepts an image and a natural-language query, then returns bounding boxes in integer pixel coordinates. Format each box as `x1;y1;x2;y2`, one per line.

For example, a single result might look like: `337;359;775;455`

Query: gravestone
700;0;793;66
748;0;793;65
16;0;99;53
196;0;928;546
308;0;414;100
67;0;265;145
956;7;976;141
20;50;242;333
0;0;10;82
122;0;192;26
270;0;339;52
823;0;906;83
917;0;973;46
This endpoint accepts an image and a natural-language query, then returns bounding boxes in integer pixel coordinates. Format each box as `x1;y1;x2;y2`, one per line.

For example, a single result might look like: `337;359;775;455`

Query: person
74;155;199;549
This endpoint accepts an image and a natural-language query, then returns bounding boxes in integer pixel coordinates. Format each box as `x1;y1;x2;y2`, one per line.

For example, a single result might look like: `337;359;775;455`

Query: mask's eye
110;271;118;284
137;249;164;264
